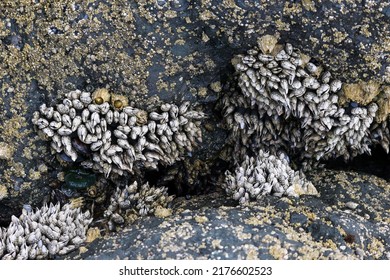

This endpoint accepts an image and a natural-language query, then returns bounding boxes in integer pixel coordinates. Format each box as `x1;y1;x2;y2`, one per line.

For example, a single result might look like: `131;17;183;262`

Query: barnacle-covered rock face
32;89;205;178
222;38;388;167
0;203;91;260
224;149;317;204
104;181;174;231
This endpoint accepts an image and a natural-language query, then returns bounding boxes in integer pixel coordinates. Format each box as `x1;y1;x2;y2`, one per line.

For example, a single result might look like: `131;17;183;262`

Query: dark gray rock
63;169;390;260
0;1;388;224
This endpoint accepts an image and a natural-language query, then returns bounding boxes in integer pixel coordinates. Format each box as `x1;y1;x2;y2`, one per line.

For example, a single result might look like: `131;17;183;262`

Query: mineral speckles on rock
0;142;14;160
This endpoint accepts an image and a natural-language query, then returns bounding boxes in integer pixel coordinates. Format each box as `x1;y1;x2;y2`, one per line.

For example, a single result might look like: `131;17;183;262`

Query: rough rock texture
62;169;390;260
0;1;388;223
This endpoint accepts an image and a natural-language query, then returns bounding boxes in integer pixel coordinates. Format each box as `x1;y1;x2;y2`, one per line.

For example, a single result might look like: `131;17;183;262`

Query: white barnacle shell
105;110;113;124
90;140;103;151
119;112;128;126
80;91;92;104
99;103;110;115
61;114;72;128
305;62;318;74
88;104;100;113
123;106;138;116
117;125;131;134
316;84;330;95
330;79;342;92
179;101;191;115
81;108;90;123
285;43;293;55
36;118;49;129
303;76;320;89
117;138;131;150
148;121;156;134
275;49;290;61
281;60;296;71
113;111;120;123
53;111;62;122
77;124;87;142
56;104;69;115
72;99;84;110
71;116;82;132
183;110;205;120
113;129;128;140
149;112;165;121
58;126;72;136
49;121;62;130
90;112;100;127
160;103;171;112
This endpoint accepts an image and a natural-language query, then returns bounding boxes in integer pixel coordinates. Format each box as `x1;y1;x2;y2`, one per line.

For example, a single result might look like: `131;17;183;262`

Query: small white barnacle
113;110;120;123
305;62;318;74
160;103;171;112
52;111;62;122
90;112;101;127
99;102;110;115
117;138;131;150
149;112;165;121
105;110;114;124
183;110;205;120
58;126;72;136
72;99;84;110
281;60;296;71
330;79;342;93
275;49;290;61
113;129;128;140
303;76;320;89
88;104;100;113
77;124;87;142
56;104;69;116
61;114;72;128
90;140;103;151
119;112;128;126
316;84;330;95
49;121;62;130
179;101;191;115
80;91;92;104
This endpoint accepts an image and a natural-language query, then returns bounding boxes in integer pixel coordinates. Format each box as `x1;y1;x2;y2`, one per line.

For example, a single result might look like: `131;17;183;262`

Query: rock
0;1;387;223
62;169;390;260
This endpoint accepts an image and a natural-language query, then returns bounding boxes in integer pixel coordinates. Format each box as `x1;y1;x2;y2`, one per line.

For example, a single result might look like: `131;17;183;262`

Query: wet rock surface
63;169;390;260
0;0;389;256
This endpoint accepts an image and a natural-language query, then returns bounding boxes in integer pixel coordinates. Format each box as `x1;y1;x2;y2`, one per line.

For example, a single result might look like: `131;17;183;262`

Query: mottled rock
62;170;390;260
0;1;387;225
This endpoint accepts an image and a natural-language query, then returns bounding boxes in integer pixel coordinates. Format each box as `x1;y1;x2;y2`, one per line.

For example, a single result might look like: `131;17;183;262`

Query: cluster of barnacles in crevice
219;35;389;204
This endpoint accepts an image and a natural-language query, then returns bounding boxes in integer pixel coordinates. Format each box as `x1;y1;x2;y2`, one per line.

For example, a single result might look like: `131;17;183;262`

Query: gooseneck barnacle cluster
220;35;389;202
32;89;205;178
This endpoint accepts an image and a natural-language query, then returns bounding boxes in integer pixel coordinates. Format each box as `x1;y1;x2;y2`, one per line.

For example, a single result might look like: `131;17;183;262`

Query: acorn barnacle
111;93;128;110
92;88;111;104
